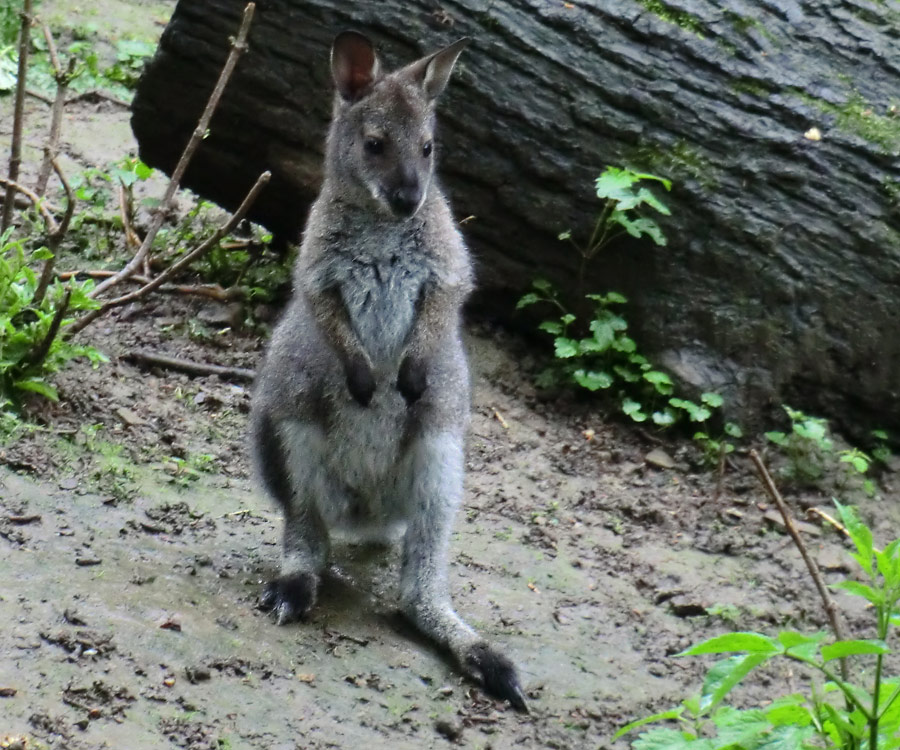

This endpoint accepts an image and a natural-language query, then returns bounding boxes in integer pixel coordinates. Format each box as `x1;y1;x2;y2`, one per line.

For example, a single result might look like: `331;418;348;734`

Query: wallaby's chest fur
304;214;433;369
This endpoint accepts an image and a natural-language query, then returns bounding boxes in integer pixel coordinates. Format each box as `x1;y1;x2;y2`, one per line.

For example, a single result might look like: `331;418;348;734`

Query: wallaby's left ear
403;38;470;100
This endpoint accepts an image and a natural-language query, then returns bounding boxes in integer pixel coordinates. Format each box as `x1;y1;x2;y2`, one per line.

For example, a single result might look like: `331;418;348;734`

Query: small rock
0;687;17;697
434;718;463;742
59;477;78;491
75;557;102;567
185;666;211;683
763;509;821;537
115;406;146;426
645;449;676;470
816;548;849;572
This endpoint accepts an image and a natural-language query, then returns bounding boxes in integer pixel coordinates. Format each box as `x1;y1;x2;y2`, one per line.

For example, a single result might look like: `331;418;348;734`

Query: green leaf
711;706;770;746
612;335;637;353
700;653;771;711
516;293;541;310
558;229;572;241
872;429;889;441
777;630;827;661
622;397;648;422
821;639;890;662
834;500;874;576
532;278;554;294
701;392;724;408
632;729;711;750
538;320;563;335
653;409;677;427
670;398;712;423
765;431;788;446
724;422;743;438
614;707;685;740
32;247;54;261
830;580;882;606
595;167;640;202
13;378;59;401
679;632;781;656
573;369;613;391
554;337;579;358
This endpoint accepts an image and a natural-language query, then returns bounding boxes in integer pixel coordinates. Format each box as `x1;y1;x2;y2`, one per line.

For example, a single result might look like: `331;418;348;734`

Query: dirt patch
2;1;899;749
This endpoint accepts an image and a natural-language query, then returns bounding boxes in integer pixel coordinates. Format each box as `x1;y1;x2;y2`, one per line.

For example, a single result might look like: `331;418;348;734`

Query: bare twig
1;0;34;232
122;350;255;382
89;1;257;300
57;270;241;302
749;449;849;679
33;158;74;306
26;87;54;105
35;21;75;197
67;170;269;335
23;287;71;370
118;182;141;251
65;90;129;108
0;176;58;232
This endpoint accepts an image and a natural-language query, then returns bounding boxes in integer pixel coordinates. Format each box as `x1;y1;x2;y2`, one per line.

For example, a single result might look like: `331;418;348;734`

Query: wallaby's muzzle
388;183;423;217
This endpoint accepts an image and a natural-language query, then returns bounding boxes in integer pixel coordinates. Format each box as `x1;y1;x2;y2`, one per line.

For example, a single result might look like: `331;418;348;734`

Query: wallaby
250;31;526;711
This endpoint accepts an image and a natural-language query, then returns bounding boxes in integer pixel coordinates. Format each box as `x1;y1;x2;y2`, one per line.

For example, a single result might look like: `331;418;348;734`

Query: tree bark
132;0;900;434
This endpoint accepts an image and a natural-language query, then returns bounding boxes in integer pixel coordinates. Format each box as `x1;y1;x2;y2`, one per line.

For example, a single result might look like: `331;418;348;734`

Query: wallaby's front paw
397;356;427;404
463;642;528;712
258;572;319;625
346;357;376;406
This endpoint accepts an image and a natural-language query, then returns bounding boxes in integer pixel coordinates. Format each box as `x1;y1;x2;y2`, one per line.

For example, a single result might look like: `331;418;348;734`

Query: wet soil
2;2;899;749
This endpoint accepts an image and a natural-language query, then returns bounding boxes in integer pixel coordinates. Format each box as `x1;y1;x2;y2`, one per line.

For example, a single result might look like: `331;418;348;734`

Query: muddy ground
2;1;899;748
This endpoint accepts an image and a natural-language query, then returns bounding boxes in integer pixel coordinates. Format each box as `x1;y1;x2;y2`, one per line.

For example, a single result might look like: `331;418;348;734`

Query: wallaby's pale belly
302;257;430;533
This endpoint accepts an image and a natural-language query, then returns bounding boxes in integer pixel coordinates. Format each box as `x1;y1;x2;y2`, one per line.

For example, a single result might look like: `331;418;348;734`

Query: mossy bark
132;0;900;433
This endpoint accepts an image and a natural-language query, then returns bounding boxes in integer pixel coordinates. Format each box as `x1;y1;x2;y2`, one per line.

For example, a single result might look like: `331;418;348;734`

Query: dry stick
56;271;241;302
35;21;74;197
122;350;255;382
23;287;71;370
1;0;34;233
0;176;58;231
118;182;141;251
67;170;270;336
749;449;850;681
89;1;257;300
33;158;75;306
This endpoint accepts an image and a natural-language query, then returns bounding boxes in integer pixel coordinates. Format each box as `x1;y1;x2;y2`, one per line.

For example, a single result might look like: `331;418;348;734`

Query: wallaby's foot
397;355;427;404
259;571;319;625
345;355;376;406
463;642;528;712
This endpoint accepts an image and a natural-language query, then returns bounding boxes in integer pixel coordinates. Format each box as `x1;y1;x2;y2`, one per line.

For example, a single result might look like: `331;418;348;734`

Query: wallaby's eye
422;141;433;158
364;137;384;155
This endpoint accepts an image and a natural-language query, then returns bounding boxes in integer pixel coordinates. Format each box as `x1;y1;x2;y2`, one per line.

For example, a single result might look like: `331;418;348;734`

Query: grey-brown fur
251;31;526;710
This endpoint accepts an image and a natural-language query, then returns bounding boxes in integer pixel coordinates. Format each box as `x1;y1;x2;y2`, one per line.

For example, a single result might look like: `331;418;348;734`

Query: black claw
258;572;318;624
464;642;528;712
397;355;427;405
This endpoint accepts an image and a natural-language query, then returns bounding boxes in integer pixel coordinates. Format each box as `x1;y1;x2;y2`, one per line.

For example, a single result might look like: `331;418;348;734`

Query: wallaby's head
325;31;468;219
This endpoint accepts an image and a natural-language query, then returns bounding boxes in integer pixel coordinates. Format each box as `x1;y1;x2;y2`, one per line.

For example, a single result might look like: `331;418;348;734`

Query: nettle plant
616;502;900;750
519;167;729;428
0;229;106;406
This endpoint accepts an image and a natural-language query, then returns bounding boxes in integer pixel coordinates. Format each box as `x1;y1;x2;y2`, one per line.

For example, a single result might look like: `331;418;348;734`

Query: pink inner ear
335;33;377;98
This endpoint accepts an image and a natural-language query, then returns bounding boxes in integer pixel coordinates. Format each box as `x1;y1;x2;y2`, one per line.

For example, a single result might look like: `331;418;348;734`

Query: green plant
766;406;877;494
695;419;744;467
617;501;900;749
0;229;106;405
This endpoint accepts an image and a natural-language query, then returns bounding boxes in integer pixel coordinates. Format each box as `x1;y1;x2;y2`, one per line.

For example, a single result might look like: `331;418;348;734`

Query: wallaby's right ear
331;31;380;102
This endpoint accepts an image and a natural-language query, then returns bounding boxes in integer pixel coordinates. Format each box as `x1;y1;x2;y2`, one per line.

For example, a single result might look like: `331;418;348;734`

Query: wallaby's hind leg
399;432;527;711
254;415;330;624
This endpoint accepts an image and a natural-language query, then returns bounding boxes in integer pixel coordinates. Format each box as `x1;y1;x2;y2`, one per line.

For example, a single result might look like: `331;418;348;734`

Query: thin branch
36;22;74;196
1;0;34;232
122;350;255;382
749;449;849;680
57;271;242;301
118;182;141;251
23;287;71;370
0;176;58;233
67;170;270;336
33;158;75;306
89;1;257;300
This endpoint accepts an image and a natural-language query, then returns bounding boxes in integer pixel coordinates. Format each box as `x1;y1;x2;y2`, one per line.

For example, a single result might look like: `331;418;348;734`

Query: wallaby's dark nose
389;182;422;217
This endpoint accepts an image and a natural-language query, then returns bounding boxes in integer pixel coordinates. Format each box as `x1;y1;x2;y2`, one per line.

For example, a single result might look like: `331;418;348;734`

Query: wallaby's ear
403;38;470;100
331;31;380;102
